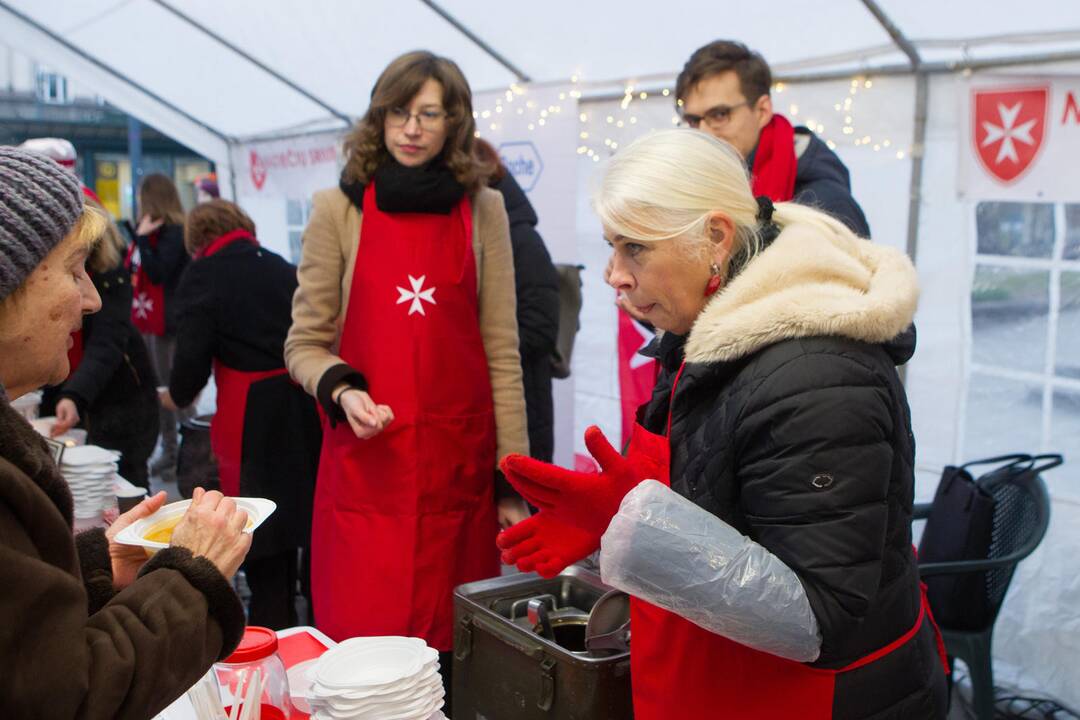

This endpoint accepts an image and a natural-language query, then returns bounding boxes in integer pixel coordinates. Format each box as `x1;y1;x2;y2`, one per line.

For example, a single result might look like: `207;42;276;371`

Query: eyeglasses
386;107;448;131
679;101;752;130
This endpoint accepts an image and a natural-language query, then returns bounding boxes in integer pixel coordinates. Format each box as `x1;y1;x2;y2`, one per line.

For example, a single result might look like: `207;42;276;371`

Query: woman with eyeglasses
285;50;529;694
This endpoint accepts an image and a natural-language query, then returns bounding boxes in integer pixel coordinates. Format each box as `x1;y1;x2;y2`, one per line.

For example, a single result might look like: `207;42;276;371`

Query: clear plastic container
214;626;292;719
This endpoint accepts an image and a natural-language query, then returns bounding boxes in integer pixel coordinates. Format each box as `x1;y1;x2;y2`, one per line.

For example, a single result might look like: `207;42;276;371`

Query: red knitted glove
496;511;599;579
500;425;659;537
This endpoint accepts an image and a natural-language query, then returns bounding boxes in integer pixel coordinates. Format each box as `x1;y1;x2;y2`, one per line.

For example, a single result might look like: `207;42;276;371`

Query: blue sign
497;141;543;192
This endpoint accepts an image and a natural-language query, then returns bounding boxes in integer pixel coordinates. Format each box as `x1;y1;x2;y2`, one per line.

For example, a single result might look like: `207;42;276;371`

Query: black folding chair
914;454;1062;720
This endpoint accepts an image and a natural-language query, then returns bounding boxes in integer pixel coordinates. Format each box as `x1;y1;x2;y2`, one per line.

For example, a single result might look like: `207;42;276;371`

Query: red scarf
197;229;258;259
750;114;797;202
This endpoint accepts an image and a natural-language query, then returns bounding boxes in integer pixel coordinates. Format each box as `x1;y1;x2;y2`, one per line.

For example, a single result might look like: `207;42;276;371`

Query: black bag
176;414;219;499
919;453;1061;631
550;263;583;380
552;263;587;379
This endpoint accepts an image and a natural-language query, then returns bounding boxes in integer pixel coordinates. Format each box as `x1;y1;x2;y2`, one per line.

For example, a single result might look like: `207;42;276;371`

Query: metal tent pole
418;0;532;82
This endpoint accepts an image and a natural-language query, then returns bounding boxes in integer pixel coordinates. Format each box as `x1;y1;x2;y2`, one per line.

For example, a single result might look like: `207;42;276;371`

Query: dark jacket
170;241;320;560
793;127;871;238
636;221;945;718
0;396;245;719
494;173;560;462
42;264;160;487
133;222;188;335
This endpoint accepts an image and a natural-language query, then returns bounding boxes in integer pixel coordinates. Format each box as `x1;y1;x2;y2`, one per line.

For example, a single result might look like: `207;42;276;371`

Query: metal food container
453;566;633;719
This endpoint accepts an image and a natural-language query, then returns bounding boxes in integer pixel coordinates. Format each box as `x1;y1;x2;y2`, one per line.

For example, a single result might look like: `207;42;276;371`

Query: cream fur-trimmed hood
684;221;919;364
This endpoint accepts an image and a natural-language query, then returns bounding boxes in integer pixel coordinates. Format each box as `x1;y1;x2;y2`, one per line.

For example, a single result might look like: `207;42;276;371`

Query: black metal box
452;567;633;720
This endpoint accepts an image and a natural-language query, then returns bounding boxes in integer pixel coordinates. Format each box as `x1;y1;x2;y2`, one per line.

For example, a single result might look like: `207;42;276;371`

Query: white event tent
2;0;1079;708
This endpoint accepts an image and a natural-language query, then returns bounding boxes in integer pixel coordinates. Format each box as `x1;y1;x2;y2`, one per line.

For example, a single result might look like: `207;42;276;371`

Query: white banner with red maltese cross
230;131;343;198
959;76;1080;201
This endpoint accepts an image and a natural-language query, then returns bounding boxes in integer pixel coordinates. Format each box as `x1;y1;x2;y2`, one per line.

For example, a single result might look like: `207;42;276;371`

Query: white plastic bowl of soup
115;497;276;554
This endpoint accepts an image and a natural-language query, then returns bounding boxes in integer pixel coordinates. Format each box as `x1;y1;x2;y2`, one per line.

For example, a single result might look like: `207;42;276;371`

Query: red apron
628;364;947;719
211;361;288;497
311;185;499;650
125;231;166;336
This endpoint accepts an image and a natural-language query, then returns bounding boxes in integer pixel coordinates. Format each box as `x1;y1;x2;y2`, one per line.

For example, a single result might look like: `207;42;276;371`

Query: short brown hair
473;137;507;185
138;173;185;226
341;50;483;193
675;40;772;108
184;199;255;256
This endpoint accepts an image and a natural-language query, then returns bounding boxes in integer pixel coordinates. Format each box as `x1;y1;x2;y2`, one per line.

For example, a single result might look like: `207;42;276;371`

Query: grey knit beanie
0;146;84;300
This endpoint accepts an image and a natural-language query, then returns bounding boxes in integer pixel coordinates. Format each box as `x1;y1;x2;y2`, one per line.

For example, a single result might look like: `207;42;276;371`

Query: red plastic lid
223;626;279;664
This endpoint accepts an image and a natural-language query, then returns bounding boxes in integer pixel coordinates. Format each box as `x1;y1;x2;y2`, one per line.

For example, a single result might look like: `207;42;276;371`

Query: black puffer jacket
493;173;560;462
793;127;871;238
635;220;945;718
42;264;160;488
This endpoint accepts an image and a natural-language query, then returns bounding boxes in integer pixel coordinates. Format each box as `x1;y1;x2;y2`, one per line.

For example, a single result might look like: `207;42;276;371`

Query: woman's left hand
106;490;167;589
497;497;530;529
50;398;79;436
158;387;178;412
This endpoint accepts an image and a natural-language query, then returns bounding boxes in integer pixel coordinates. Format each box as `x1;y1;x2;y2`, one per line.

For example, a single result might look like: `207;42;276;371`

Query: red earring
704;263;722;297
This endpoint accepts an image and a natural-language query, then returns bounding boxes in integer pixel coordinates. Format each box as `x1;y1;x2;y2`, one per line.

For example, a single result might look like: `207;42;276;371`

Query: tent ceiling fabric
433;0;894;83
8;0;1080;143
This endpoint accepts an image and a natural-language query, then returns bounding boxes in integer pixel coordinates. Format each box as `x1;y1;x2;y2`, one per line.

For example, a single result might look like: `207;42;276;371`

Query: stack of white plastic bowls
303;637;446;719
61;444;120;519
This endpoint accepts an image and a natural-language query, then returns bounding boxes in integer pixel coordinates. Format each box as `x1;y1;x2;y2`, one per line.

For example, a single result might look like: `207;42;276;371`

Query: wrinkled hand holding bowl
114;497;276;554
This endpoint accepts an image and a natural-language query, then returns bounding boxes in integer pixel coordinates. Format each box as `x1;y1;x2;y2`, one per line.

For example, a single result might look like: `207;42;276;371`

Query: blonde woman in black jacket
497;130;948;719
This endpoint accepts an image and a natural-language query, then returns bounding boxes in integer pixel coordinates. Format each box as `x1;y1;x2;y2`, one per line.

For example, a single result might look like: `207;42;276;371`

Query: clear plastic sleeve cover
599;480;822;662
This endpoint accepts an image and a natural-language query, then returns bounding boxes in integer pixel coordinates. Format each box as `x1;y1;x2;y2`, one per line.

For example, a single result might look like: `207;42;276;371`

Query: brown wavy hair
341;50;483;193
138;173;185;225
473;137;507;186
185;199;256;256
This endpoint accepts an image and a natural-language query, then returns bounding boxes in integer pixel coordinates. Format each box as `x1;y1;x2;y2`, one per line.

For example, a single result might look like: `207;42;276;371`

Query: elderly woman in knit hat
0;147;253;718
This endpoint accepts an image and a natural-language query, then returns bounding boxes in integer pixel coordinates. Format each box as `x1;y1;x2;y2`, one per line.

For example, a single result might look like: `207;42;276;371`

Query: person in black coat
161;200;320;629
128;173;190;477
496;130;947;719
43;202;160;489
476;139;561;462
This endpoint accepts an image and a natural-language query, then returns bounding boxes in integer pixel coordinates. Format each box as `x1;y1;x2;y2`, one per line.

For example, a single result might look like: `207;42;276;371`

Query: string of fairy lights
471;74;910;163
472;80;580;134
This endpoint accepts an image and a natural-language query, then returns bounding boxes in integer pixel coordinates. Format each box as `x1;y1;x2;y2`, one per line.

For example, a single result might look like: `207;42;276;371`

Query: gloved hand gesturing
496;511;600;578
500;425;661;538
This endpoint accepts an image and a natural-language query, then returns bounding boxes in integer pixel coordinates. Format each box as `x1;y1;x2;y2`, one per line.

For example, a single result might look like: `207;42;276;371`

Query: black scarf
340;158;465;215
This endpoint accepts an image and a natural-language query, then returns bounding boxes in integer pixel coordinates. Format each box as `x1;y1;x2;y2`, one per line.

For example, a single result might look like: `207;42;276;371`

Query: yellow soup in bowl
143;513;256;544
143;516;181;544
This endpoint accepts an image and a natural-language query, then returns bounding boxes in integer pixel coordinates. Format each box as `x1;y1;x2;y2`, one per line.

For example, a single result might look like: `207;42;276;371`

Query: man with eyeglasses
677;40;870;237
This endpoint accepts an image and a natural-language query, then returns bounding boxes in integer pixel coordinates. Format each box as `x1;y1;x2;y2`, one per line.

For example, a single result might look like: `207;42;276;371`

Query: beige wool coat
285;185;529;464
